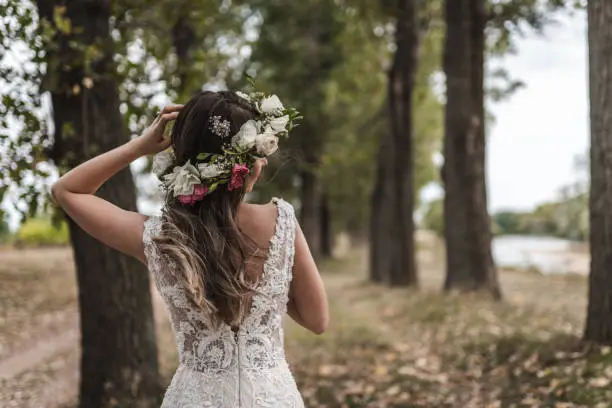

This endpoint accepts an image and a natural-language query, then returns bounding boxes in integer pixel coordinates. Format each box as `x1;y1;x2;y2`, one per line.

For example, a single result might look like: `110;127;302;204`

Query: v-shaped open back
143;197;304;407
224;197;286;333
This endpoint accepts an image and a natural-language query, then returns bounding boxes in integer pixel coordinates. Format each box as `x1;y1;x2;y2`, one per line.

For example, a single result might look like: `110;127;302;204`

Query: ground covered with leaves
284;249;611;408
1;244;611;408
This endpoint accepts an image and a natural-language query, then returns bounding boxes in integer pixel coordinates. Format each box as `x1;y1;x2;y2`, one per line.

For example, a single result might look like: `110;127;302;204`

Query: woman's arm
287;296;309;328
51;105;181;263
288;222;329;334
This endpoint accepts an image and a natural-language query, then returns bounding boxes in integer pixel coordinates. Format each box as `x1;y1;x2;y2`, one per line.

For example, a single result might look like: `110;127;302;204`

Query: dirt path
0;325;79;379
0;289;171;408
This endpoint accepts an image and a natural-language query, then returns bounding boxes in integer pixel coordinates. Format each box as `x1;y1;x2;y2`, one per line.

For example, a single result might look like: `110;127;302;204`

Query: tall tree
370;0;420;286
585;0;612;344
248;0;345;259
35;2;160;406
442;0;501;298
320;1;443;252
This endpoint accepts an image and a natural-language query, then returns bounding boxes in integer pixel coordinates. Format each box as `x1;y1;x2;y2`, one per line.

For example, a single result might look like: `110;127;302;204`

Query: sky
485;10;589;212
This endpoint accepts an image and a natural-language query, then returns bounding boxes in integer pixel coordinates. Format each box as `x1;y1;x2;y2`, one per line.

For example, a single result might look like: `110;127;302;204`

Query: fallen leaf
589;377;610;388
386;385;401;396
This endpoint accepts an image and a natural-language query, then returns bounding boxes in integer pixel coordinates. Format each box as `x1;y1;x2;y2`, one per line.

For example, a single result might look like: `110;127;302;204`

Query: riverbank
493;234;589;276
1;245;610;407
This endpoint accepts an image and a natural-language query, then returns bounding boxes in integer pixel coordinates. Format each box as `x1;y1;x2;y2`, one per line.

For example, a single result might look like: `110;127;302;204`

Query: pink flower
177;184;208;205
193;184;208;200
178;194;196;205
228;163;250;191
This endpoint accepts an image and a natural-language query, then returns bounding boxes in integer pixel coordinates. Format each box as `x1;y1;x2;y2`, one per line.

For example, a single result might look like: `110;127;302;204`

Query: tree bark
320;193;333;257
369;0;419;286
370;131;392;283
585;0;612;344
36;1;160;406
468;0;499;297
442;0;501;298
172;14;196;98
300;168;322;259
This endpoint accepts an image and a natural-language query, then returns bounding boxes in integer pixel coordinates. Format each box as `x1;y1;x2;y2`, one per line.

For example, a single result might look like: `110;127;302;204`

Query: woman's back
144;198;303;407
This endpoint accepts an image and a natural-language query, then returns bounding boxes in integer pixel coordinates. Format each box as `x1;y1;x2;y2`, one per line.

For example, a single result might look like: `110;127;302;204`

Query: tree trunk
298;9;336;261
585;0;612;344
468;0;499;297
36;1;160;406
320;193;333;257
172;14;196;98
369;0;419;286
300;168;322;259
442;0;501;298
370;131;392;283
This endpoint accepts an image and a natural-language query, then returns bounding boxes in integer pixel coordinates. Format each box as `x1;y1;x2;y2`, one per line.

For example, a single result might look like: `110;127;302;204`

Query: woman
52;90;329;407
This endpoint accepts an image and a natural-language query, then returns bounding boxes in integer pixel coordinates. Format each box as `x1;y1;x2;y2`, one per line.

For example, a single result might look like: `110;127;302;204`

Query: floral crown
152;91;301;205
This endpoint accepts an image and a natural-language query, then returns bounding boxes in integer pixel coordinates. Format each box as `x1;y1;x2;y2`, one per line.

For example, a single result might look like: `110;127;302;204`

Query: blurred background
3;0;612;407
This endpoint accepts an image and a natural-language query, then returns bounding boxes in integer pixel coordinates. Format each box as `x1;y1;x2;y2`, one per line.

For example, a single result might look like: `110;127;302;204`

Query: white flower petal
260;95;284;114
232;120;258;150
255;133;279;156
163;161;202;196
235;91;251;102
152;150;175;177
198;163;223;179
269;115;289;132
162;166;180;184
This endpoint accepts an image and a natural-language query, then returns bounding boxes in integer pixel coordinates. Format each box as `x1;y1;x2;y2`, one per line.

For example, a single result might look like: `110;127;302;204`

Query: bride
51;90;329;407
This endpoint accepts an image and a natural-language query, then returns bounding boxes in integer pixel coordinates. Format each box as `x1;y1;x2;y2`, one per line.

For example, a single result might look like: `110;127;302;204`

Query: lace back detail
142;198;297;375
144;198;304;406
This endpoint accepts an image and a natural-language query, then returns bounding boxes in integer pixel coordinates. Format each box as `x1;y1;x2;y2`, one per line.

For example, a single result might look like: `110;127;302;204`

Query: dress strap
270;198;297;276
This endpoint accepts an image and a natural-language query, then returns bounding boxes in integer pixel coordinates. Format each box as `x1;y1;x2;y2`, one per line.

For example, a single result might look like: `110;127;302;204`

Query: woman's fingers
159;138;172;149
160;112;180;123
160;104;183;114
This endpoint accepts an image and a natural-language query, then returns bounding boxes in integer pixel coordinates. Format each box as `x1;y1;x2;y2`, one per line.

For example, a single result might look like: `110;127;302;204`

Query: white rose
163;162;201;196
152;150;174;177
269;115;289;132
232;120;258;150
198;162;223;179
259;95;284;114
255;131;279;156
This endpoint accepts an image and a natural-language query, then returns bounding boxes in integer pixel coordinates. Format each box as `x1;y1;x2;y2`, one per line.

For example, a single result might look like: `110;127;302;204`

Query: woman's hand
134;104;183;156
245;158;268;193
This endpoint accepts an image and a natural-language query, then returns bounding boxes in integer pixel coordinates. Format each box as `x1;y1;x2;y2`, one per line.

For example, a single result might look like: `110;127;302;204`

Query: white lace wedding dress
143;198;304;407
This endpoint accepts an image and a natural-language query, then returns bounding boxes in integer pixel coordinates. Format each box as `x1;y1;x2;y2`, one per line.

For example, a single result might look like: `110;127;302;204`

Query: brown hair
153;90;260;328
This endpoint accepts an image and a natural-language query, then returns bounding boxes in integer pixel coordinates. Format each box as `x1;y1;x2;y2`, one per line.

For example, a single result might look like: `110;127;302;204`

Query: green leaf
197;152;212;161
53;6;72;35
208;182;219;193
245;74;256;88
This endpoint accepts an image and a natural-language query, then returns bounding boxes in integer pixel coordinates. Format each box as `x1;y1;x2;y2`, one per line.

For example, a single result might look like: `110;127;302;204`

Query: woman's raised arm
51;105;181;263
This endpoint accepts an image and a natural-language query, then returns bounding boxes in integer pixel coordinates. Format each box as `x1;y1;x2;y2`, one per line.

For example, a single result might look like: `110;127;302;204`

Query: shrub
16;218;70;246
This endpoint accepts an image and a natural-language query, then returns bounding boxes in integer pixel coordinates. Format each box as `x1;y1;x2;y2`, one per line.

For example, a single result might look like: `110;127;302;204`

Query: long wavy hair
153;91;261;328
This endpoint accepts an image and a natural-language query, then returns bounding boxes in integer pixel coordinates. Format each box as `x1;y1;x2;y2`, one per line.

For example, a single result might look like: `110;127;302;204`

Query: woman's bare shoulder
237;201;279;244
240;200;278;216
